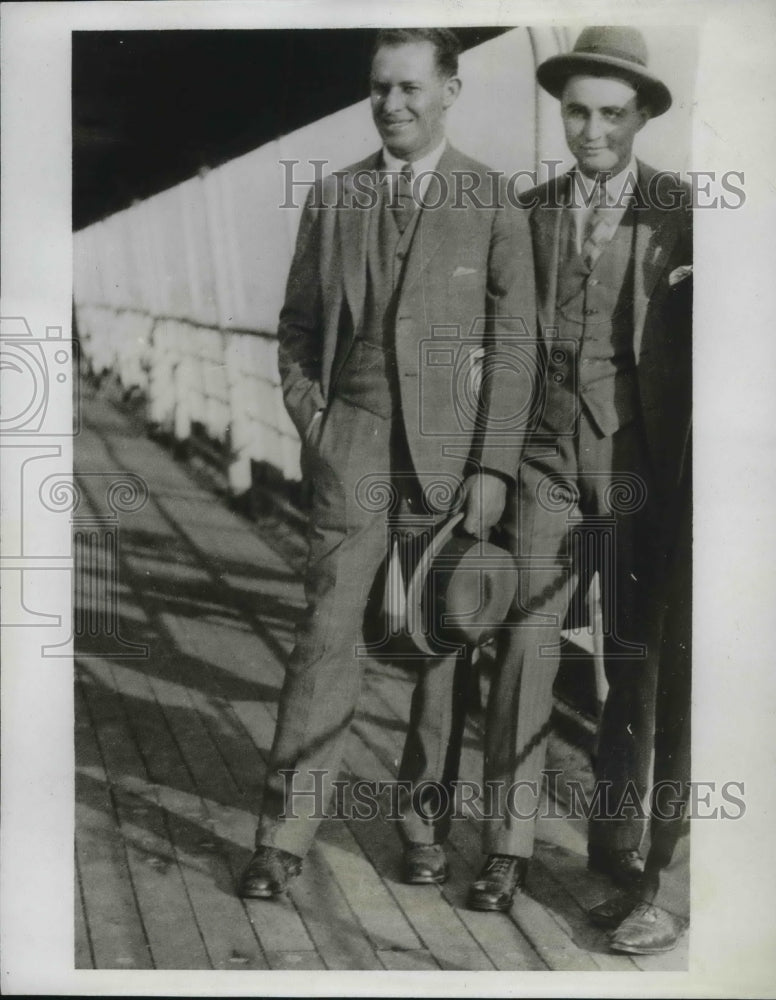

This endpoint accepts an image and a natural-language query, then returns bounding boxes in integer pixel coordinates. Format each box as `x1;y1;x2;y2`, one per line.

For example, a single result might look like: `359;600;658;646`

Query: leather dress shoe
587;845;644;886
402;843;449;884
237;846;303;899
468;854;528;912
588;890;641;929
608;901;688;954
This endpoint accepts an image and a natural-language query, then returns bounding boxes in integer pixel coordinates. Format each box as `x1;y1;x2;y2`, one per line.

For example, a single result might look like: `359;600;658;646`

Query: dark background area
73;28;509;231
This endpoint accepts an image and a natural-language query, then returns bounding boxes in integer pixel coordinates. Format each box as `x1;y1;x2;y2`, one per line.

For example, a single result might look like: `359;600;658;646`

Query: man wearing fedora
466;26;692;941
237;27;536;899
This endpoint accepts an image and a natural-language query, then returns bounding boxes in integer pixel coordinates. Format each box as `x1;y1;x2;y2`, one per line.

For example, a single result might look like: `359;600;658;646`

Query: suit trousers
481;411;663;858
641;479;691;917
257;395;465;857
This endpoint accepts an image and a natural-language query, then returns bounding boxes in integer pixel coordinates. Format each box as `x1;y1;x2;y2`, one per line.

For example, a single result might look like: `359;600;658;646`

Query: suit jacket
521;161;692;507
277;144;537;494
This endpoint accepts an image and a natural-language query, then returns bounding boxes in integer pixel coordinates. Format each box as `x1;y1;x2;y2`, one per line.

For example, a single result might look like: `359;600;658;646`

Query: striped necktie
580;187;634;270
581;201;620;270
389;163;417;234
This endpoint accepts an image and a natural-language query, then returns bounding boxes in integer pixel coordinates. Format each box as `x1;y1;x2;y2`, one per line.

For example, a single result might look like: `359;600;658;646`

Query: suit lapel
633;161;681;360
531;173;571;328
399;145;463;299
338;152;380;333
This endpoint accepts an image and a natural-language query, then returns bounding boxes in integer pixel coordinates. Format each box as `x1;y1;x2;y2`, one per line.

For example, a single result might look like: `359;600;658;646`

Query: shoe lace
485;855;515;876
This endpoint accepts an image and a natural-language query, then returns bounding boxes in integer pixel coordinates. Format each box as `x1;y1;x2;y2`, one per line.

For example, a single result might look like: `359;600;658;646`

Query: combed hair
372;28;461;78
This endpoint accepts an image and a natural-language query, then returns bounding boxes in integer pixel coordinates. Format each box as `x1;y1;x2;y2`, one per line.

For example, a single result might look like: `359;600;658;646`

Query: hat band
576;44;647;68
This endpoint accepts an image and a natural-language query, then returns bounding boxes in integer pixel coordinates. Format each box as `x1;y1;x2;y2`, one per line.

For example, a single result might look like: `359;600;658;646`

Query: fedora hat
405;513;517;656
537;26;672;117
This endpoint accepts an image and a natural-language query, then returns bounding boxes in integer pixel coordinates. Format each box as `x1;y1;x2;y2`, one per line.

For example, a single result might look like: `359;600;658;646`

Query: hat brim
405;512;518;655
537;51;672;117
405;512;465;656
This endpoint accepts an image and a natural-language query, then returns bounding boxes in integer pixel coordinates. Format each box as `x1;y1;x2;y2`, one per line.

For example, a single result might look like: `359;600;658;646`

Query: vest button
396;250;406;260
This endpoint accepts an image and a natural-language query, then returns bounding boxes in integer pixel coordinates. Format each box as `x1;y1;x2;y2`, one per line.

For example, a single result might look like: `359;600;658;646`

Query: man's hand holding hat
460;471;508;538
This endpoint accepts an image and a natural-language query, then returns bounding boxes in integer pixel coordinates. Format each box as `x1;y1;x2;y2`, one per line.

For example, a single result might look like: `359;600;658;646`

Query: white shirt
571;156;639;254
382;137;447;204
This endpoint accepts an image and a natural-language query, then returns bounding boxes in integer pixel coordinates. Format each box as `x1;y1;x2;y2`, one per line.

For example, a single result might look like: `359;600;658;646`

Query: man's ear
442;75;462;109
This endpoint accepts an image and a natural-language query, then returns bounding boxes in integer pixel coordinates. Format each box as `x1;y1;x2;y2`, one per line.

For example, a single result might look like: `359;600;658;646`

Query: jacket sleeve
472;190;538;481
276;186;327;441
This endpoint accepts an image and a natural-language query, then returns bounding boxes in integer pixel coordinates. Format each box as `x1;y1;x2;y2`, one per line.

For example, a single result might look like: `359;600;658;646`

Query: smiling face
561;74;649;179
370;41;461;162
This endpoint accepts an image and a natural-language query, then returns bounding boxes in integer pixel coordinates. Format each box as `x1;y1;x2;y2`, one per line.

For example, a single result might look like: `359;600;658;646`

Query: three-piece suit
480;161;692;859
259;144;536;857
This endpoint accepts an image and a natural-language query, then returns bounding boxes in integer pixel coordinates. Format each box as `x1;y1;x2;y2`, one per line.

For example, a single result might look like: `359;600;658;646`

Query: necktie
581;200;620;270
389;163;417;234
580;185;634;270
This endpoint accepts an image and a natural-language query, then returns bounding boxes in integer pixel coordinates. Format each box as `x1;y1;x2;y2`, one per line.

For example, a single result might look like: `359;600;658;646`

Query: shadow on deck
74;385;688;973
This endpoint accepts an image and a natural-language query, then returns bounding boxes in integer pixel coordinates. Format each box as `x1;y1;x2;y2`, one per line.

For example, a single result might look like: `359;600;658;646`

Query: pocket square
452;266;479;278
668;265;693;287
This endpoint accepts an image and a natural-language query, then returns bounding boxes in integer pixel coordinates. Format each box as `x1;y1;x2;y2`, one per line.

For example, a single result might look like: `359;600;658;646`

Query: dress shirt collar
572;156;639;209
381;137;447;177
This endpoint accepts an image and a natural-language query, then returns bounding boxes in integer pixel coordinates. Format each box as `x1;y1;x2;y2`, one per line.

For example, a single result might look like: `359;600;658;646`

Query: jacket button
583;307;598;315
588;278;599;286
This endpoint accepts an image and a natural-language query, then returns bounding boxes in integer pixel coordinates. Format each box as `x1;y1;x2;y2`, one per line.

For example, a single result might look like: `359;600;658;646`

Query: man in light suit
467;27;692;912
238;27;536;898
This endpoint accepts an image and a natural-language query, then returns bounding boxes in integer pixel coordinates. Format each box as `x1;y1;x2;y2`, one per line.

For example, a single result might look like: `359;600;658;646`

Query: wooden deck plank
527;856;637;970
316;817;424;953
229;697;283;761
343;724;545;971
377;948;441;970
230;692;470;968
79;661;212;969
359;662;647;972
349;681;546;972
207;803;318;955
160;611;286;703
339;805;496;972
232;675;505;971
266;951;327;971
118;655;244;809
74;391;688;974
104;656;279;969
75;677;154;970
74;851;94;969
449;813;600;972
290;842;383;970
439;846;547;971
248;662;528;973
84;530;316;962
532;840;643;969
213;692;412;959
159;803;270;970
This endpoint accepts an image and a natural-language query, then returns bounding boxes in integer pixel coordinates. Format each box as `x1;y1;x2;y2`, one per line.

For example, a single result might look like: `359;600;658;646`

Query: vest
333;179;421;419
542;207;639;437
